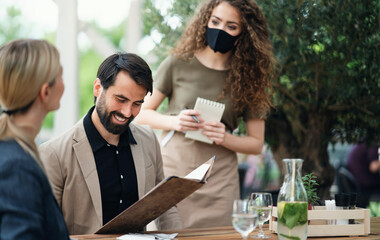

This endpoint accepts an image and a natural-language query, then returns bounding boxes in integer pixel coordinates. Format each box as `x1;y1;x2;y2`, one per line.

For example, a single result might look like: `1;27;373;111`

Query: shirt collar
83;106;137;152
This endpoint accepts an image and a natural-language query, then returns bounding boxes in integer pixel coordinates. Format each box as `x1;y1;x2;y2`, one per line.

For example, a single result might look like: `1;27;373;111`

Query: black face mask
206;27;240;53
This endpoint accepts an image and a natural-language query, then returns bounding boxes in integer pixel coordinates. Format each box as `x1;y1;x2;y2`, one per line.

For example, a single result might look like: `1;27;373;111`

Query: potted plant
302;172;320;209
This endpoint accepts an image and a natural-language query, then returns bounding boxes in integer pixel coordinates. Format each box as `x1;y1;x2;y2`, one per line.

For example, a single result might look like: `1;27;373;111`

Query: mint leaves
278;202;308;230
280;233;301;240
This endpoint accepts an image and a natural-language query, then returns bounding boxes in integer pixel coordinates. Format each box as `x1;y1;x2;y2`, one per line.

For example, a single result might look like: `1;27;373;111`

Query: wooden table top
71;217;380;240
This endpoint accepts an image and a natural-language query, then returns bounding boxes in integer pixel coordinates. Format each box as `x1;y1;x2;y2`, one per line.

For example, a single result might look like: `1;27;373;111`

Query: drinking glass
232;199;258;239
250;192;273;239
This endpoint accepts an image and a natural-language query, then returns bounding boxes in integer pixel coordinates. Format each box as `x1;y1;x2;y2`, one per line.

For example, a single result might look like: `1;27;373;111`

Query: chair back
336;166;368;207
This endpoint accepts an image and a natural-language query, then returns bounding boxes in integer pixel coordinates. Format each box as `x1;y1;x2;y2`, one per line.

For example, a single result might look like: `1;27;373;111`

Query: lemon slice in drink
277;201;286;217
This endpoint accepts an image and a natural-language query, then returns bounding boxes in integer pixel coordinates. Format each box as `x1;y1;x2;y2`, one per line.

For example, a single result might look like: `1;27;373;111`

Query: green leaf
280;233;301;240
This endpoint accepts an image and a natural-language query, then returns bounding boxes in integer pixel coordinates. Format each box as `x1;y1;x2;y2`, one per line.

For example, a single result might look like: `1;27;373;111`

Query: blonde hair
172;0;275;118
0;39;60;165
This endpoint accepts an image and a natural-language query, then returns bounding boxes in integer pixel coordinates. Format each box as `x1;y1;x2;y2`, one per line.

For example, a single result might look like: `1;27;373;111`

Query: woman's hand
173;109;203;132
202;118;264;155
201;121;227;145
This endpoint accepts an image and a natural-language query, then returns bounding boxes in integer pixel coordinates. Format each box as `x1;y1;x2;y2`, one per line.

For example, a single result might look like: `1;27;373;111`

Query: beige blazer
39;120;182;235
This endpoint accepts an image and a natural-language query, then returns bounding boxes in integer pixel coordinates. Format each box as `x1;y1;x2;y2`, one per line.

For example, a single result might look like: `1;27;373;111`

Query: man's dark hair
95;52;153;102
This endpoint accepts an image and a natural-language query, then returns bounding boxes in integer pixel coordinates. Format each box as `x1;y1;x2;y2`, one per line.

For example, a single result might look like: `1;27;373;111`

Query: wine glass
250;192;273;239
232;199;258;239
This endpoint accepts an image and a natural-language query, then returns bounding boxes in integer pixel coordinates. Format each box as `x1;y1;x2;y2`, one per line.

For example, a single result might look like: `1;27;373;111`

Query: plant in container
302;172;320;210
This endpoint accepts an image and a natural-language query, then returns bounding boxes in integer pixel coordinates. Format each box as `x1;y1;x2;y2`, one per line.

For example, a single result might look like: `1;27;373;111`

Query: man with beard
39;53;182;235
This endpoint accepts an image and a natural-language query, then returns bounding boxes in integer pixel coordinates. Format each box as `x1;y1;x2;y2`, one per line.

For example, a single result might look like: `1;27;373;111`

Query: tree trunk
266;110;335;201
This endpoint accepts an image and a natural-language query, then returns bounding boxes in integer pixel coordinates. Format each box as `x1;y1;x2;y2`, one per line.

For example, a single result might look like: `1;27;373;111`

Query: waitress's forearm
135;109;176;131
221;133;264;155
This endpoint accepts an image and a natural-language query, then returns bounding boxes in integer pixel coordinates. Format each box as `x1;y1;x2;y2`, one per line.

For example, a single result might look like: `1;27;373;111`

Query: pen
184;107;200;123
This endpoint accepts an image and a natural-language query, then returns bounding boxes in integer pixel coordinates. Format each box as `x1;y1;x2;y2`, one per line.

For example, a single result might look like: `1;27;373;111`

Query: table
71;217;380;240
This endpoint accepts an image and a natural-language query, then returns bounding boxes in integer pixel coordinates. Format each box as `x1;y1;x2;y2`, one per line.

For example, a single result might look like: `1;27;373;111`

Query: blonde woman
136;0;275;228
0;39;69;239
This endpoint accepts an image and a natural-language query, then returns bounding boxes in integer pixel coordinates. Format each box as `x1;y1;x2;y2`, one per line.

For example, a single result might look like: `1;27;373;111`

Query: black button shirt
83;106;139;224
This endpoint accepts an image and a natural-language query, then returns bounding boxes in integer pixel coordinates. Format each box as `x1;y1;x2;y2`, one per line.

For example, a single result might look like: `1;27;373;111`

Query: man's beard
96;94;133;135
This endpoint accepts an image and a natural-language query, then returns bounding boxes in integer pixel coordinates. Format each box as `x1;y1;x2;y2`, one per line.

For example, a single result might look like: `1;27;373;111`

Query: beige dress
154;55;255;228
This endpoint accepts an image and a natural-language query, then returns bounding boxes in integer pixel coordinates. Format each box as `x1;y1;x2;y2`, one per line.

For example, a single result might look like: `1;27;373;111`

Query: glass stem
258;223;264;237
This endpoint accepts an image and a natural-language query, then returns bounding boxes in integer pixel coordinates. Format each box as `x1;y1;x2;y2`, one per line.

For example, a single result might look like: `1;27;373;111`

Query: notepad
185;97;225;144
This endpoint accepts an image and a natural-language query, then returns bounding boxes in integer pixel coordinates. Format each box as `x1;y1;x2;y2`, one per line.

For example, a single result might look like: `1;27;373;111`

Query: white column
54;0;79;137
125;0;142;53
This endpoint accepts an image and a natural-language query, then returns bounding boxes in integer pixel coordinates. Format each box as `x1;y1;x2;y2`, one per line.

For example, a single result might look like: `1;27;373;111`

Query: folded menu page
96;156;215;234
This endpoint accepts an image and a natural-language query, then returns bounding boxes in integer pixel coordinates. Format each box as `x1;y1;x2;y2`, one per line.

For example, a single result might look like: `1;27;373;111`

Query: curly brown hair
172;0;275;118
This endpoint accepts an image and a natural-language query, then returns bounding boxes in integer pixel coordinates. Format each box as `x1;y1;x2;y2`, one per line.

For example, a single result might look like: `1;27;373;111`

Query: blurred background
1;0;379;215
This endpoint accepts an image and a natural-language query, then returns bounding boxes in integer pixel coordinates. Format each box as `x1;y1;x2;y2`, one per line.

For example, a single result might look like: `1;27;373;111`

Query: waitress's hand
201;121;226;145
174;109;203;132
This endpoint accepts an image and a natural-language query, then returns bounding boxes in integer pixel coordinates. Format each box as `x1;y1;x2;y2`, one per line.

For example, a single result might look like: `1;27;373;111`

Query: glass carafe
277;159;308;240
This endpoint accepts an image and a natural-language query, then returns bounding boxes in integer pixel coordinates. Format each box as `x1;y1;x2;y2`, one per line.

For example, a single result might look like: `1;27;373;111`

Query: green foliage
42;112;54;128
90;21;125;50
142;0;201;68
0;6;32;44
261;0;380;146
279;234;301;240
369;201;380;217
302;172;320;206
78;49;104;117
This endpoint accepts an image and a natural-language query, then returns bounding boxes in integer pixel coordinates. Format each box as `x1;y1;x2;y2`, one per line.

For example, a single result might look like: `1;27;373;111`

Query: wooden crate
269;206;371;237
